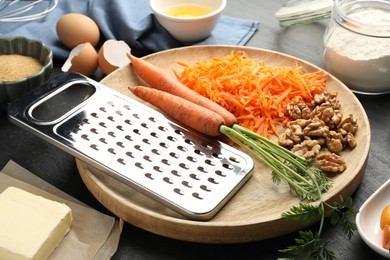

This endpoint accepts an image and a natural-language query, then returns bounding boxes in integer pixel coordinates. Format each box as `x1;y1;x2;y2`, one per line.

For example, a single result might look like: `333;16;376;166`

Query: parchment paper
0;160;123;260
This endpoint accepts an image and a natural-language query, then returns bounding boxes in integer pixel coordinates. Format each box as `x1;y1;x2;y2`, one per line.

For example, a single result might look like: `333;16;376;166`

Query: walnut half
291;140;321;159
316;153;347;173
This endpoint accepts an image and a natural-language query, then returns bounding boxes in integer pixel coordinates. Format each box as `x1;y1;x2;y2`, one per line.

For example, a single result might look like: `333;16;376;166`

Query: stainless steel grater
7;72;254;220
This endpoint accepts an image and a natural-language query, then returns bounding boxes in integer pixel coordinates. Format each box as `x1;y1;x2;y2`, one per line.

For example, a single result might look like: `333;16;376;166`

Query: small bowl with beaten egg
0;36;53;106
150;0;226;42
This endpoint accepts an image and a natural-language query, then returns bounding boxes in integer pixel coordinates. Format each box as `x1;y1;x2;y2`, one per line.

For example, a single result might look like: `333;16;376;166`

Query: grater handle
7;72;97;127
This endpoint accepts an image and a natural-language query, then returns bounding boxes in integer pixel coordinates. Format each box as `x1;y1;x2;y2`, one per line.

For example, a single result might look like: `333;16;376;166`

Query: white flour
323;8;390;94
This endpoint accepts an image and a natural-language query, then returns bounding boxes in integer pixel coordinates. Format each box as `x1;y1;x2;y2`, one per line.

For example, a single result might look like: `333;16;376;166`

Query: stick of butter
0;186;73;260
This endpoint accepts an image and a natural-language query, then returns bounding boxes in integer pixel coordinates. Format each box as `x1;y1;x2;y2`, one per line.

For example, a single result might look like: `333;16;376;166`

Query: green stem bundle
220;124;331;201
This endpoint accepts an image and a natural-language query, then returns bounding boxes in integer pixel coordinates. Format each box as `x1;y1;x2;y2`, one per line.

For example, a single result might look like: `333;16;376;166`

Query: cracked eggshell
98;39;131;75
62;43;98;76
56;13;100;49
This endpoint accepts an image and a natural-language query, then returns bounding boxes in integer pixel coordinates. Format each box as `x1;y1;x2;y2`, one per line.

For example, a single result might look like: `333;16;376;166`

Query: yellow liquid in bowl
164;4;213;18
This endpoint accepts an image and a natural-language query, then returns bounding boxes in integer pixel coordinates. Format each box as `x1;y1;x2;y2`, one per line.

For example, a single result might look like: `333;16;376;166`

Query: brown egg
56;13;100;49
98;39;131;75
61;43;98;76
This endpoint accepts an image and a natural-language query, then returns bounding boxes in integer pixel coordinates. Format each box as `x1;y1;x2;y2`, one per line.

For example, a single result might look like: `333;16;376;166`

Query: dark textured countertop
1;1;390;259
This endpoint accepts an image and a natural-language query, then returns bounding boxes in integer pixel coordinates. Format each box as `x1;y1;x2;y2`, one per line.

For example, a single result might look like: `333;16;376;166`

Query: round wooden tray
77;45;370;243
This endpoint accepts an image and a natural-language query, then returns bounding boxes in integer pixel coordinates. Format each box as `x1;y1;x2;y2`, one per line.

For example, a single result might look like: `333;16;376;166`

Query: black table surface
1;1;389;259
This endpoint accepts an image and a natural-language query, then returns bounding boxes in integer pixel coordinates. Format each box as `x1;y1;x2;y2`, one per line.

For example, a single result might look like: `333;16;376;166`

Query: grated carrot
175;51;327;138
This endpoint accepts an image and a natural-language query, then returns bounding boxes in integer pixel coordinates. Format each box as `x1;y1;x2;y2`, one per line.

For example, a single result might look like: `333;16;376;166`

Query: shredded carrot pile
175;51;327;138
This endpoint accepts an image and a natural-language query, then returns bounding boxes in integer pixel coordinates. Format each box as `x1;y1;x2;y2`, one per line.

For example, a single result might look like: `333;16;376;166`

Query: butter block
0;186;73;260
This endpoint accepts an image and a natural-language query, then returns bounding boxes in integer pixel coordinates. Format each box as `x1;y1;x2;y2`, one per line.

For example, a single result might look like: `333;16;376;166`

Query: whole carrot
129;86;225;137
127;53;237;127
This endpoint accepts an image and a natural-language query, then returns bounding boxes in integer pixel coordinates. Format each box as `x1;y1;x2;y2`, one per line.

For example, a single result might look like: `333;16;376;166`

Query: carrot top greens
176;51;327;138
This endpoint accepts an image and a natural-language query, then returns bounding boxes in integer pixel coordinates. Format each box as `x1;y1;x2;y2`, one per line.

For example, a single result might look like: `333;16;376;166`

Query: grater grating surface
8;72;254;220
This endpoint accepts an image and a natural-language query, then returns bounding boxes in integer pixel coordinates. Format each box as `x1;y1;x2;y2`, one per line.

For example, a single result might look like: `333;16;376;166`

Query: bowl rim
0;36;53;86
356;178;390;258
150;0;226;22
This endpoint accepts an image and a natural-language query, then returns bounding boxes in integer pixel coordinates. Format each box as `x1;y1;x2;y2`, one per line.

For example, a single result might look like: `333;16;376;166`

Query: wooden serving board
77;45;370;243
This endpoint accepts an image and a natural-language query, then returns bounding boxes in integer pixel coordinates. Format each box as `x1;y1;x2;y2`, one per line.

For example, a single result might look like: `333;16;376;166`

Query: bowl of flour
323;0;390;95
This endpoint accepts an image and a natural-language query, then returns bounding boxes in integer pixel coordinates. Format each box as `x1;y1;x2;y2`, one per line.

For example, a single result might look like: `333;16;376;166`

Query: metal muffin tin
7;72;254;220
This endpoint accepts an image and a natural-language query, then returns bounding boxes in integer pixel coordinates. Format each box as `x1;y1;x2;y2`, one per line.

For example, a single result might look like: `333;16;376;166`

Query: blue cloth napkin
0;0;259;60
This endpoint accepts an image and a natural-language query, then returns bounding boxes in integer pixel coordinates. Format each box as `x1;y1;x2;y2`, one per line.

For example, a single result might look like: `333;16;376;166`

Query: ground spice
0;54;42;82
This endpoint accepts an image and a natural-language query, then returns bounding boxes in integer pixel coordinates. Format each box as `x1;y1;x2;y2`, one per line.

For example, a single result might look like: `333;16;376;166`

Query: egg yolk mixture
164;4;213;18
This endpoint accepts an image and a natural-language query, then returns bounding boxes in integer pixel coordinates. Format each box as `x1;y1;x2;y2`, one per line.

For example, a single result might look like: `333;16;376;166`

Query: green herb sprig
219;124;358;260
279;197;358;260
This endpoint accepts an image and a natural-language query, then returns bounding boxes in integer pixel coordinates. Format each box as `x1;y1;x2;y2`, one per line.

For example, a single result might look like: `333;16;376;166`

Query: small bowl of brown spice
0;36;53;106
